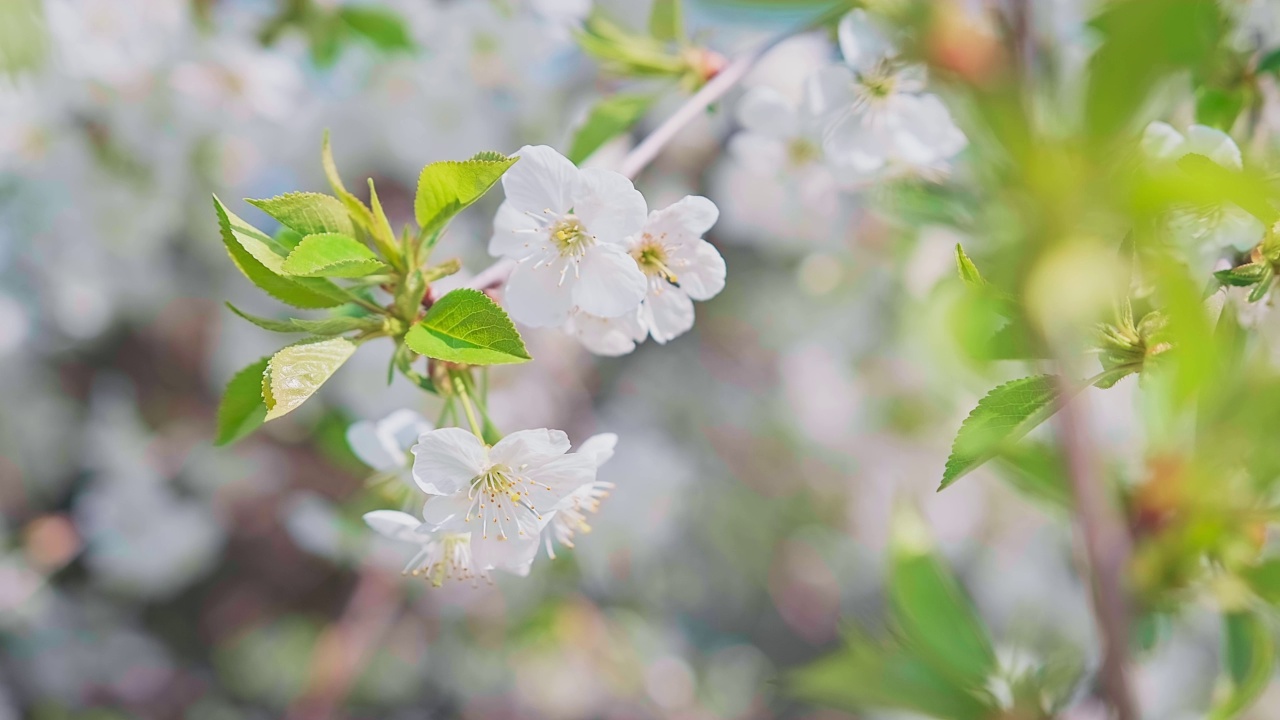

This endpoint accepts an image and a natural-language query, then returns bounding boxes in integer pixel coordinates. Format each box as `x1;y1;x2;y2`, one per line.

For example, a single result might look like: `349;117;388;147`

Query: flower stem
452;371;485;440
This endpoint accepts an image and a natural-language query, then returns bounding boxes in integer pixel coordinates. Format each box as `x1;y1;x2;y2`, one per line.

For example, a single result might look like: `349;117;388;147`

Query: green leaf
1259;49;1280;76
1241;559;1280;603
788;632;994;720
1215;263;1270;287
214;356;271;446
1211;612;1274;720
993;441;1072;511
954;243;986;287
248;192;357;237
1196;87;1245;131
404;289;531;366
367;179;402;267
567;93;656;165
338;5;415;52
941;375;1063;490
282;233;386;278
888;505;998;690
214;196;347;309
226;303;383;336
649;0;684;43
263;338;358;421
0;0;48;77
1175;153;1280;225
414;152;517;239
321;131;375;232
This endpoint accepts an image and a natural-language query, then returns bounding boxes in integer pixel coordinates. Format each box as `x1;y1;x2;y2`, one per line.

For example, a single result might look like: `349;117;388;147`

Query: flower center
549;216;593;258
465;463;548;541
632;236;680;284
787;137;821;166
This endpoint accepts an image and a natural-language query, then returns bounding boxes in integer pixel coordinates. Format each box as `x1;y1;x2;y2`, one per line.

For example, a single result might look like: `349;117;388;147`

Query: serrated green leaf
214;196;347;309
1214;263;1269;287
321;131;375;231
366;179;401;266
955;243;985;286
567;93;656;165
248;192;357;237
649;0;684;42
214;356;271;446
889;505;998;690
264;338;358;421
414;152;517;239
941;375;1064;490
338;5;415;52
226;303;383;336
1211;612;1274;720
404;289;530;366
282;233;386;278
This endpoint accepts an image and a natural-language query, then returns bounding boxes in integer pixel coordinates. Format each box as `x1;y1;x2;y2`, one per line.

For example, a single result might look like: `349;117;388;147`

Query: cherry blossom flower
412;428;598;575
543;433;617;558
490;145;648;328
807;10;967;179
362;510;484;586
564;196;726;354
346;409;432;478
1141;121;1265;256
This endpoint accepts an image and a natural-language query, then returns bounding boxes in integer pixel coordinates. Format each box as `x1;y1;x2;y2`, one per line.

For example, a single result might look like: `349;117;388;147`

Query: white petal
571;244;647;317
490;428;570;467
1214;206;1265;252
823;109;889;173
363;510;424;543
737;86;799;138
642;287;695;344
577;433;618;466
838;9;895;73
573;168;648;243
503;260;575;327
502;145;578;214
524;452;597;511
672;239;727;301
411;428;487;495
567;309;646;356
1185;124;1243;170
471;525;540;573
646;195;720;243
728;132;790;175
888;93;966;165
421;493;473;530
1141;121;1185;162
489;200;542;259
347;421;397;471
379;410;432;453
804;65;857;119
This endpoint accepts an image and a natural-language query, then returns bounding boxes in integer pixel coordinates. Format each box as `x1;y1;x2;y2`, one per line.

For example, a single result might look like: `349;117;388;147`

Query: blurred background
1;0;1275;718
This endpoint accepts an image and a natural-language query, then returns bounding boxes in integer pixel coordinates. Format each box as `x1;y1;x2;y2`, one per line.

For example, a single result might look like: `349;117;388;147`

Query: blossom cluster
733;10;967;191
490;145;728;355
355;411;616;584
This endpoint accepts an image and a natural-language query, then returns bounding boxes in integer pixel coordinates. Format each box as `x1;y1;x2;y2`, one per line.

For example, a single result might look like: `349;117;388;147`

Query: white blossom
542;433;617;558
362;510;484;586
346;409;432;476
1141;121;1265;256
412;428;598;575
807;10;966;179
490;145;648;328
566;196;726;354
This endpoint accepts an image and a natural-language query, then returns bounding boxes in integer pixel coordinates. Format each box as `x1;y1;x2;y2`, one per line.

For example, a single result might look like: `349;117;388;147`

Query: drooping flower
807;10;967;179
543;433;617;558
346;410;432;476
412;428;598;575
362;510;484;586
1141;121;1265;256
490;145;648;328
564;196;726;354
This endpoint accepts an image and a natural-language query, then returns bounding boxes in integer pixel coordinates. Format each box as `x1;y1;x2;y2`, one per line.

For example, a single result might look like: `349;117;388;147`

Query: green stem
452;371;485;439
435;396;456;429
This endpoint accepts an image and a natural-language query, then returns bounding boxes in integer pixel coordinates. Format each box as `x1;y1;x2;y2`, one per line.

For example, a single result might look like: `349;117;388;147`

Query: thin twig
1052;377;1136;720
469;2;847;291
